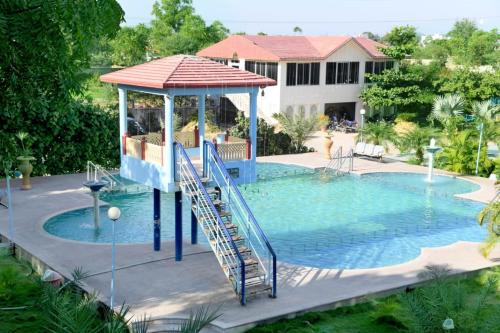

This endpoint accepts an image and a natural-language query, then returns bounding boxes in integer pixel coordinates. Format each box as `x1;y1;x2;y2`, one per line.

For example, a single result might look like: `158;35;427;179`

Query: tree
0;0;124;176
357;121;395;148
428;94;464;133
293;26;302;34
447;19;477;64
437;69;500;103
149;0;228;56
477;198;500;257
361;31;381;41
382;25;419;60
110;24;150;66
273;111;318;152
398;126;436;164
437;130;493;176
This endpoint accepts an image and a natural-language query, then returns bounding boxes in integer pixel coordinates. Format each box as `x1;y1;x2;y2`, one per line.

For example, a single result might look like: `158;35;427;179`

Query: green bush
395;112;418;122
0;101;119;177
230;112;310;156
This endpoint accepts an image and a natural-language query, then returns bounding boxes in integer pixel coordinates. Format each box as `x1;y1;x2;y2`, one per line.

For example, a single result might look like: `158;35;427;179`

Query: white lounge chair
354;142;366;155
353;143;384;161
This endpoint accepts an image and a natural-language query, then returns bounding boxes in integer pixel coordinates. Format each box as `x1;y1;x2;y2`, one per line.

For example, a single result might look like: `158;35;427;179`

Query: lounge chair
354;142;366;155
353;143;385;161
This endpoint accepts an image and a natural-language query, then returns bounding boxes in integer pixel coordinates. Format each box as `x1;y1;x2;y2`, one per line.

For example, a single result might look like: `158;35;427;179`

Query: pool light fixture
360;109;366;142
107;206;121;309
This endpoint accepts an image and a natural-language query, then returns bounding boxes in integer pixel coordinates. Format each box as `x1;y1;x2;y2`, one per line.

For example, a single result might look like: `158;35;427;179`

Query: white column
164;95;175;186
198;94;205;161
118;88;128;162
249;90;258;162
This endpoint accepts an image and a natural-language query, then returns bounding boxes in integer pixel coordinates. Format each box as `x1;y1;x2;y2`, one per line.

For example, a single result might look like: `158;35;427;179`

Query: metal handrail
174;142;247;304
204;140;277;298
323;147;353;174
86;161;124;190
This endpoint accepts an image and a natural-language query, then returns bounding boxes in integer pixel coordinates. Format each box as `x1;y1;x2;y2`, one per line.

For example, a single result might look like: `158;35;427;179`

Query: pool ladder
323;147;354;175
174;142;277;305
86;161;125;191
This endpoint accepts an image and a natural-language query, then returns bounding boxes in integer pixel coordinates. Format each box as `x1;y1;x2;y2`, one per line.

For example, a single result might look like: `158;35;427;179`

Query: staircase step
222;246;251;257
224;258;258;270
245;283;273;298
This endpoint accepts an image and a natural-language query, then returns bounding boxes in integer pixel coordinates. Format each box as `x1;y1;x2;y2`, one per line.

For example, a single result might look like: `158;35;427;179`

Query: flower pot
324;136;333;159
17;156;35;190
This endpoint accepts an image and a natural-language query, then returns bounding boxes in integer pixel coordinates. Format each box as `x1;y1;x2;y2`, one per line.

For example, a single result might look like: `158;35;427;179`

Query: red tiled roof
100;55;276;89
197;35;388;61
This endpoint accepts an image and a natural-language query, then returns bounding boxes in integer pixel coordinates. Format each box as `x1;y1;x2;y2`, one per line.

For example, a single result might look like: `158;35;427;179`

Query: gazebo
101;54;275;192
100;55;277;304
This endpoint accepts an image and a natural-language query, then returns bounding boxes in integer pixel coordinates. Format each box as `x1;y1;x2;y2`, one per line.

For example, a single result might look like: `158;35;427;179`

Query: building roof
197;35;388;61
100;55;276;89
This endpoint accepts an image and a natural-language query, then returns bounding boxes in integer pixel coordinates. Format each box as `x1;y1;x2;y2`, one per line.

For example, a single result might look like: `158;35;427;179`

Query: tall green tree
110;24;150;66
382;25;419;60
0;0;124;176
150;0;228;56
437;68;500;103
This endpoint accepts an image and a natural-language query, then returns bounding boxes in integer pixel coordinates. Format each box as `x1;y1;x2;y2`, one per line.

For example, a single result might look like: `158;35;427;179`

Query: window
337;62;349;84
348;62;359;84
256;62;266;76
297;63;310;85
286;63;297;86
364;60;393;83
266;62;278;81
326;62;337;84
364;61;373;83
310;63;320;85
374;61;384;74
245;61;255;72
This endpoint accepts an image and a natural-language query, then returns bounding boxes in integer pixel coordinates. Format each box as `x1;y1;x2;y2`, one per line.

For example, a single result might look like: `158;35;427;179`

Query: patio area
0;153;498;332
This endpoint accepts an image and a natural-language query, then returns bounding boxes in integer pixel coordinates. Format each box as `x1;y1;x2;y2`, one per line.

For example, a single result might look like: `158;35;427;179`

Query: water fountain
425;138;441;183
83;180;108;229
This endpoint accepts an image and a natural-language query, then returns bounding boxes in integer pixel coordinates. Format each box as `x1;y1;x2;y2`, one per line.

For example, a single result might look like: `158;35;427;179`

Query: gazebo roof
100;55;276;89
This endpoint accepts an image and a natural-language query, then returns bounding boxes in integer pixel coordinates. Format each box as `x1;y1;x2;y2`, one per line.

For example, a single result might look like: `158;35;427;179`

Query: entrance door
324;102;356;121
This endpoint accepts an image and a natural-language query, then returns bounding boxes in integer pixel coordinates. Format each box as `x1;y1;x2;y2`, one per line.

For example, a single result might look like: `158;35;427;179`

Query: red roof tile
100;55;276;89
197;35;388;61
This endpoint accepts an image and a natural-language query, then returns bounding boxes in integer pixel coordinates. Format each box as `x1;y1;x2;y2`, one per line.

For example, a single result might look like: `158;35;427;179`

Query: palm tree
477;194;500;257
273;110;318;152
472;100;499;121
429;94;464;134
399;126;437;164
358;121;395;148
472;100;500;144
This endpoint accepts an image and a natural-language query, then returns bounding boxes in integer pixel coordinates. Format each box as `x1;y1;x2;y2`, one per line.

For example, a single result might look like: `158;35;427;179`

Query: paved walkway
0;155;498;332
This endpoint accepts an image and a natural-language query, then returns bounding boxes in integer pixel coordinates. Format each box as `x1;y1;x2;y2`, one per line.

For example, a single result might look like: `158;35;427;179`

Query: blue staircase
174;142;277;305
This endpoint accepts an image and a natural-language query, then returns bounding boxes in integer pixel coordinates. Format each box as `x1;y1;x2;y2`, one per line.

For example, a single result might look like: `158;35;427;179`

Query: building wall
223;40;383;124
277;40;373;123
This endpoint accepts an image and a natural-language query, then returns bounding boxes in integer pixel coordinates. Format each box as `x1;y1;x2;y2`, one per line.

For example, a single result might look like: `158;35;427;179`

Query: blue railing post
175;190;182;261
153;188;161;251
191;209;198;244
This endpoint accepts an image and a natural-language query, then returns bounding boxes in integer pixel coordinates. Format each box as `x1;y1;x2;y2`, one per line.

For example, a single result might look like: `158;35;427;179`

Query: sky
118;0;499;36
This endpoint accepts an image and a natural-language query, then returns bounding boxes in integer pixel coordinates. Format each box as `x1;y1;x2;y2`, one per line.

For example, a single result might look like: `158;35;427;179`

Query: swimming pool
44;163;486;269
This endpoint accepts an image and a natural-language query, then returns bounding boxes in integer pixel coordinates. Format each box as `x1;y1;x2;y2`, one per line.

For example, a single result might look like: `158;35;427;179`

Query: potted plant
318;114;330;132
16;132;35;190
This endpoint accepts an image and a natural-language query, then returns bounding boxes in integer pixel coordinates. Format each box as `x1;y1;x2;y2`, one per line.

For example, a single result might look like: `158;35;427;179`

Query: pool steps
175;141;277;305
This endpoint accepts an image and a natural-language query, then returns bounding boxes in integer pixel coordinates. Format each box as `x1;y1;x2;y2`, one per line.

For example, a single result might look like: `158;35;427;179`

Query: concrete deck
1;153;498;332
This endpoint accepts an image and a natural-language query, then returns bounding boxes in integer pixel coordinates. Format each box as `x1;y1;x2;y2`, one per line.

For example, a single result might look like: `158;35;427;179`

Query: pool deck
0;152;498;332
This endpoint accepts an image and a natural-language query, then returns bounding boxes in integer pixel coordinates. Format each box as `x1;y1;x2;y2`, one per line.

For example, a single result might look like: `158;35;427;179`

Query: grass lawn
0;248;47;332
248;266;500;333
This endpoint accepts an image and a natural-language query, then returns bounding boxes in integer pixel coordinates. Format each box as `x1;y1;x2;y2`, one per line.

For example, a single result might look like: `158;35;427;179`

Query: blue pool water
44;164;486;269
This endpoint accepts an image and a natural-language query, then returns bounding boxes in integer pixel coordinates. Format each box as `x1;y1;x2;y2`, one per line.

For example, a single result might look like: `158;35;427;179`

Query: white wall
277;40;374;123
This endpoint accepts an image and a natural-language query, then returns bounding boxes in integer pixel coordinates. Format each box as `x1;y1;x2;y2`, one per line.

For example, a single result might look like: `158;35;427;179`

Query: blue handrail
174;142;247;304
204;140;277;298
